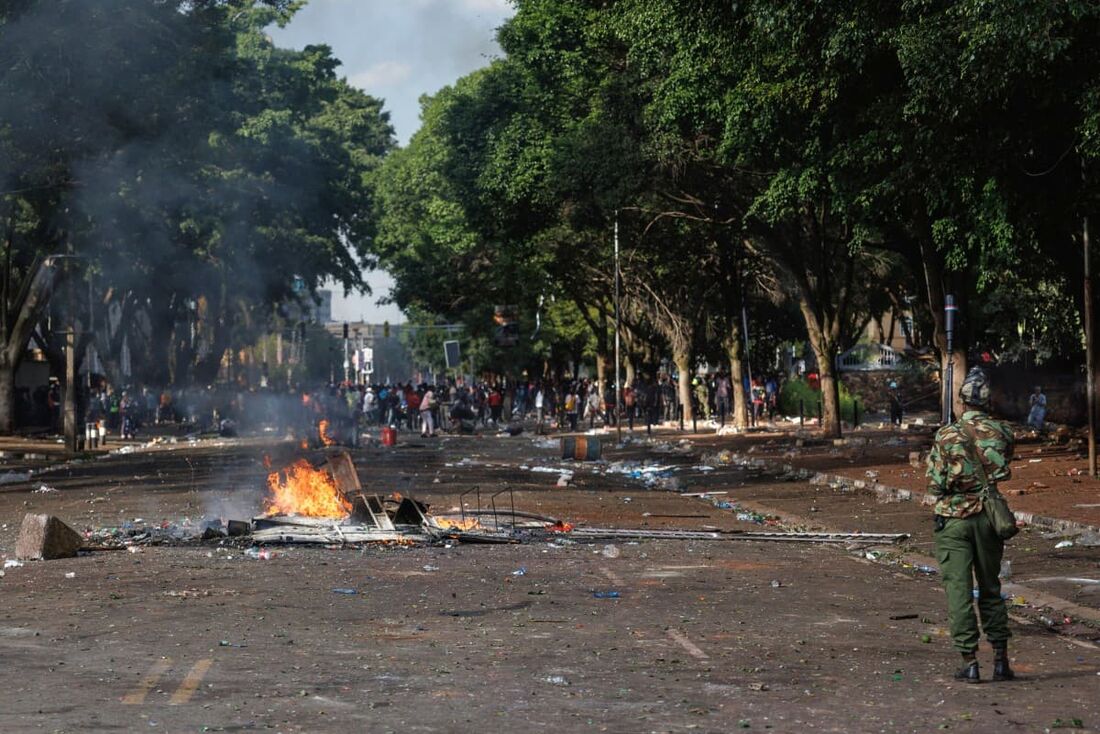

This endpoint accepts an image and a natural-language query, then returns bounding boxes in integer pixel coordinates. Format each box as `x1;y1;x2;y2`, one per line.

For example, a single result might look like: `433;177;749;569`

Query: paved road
0;432;1097;732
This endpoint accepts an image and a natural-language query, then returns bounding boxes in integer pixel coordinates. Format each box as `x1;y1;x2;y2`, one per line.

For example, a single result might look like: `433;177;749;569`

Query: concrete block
15;514;82;560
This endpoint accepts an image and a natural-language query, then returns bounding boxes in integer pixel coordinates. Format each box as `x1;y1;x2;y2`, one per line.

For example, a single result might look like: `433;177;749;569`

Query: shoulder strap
958;419;991;491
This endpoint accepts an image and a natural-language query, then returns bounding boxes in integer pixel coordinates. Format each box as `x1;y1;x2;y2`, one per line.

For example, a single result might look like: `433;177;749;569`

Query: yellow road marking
169;658;213;705
121;658;172;705
666;629;709;660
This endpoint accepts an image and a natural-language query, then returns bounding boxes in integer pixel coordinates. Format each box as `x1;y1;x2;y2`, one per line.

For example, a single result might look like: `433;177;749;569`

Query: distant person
926;367;1015;684
586;383;602;429
715;372;731;427
534;383;546;434
564;387;579;432
488;385;504;426
119;391;136;440
888;381;904;426
765;376;779;419
623;384;636;431
419;386;436;437
1027;385;1046;430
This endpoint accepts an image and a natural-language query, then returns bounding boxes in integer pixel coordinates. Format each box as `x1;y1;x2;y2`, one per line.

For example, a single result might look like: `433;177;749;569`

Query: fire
435;517;481;531
319;419;336;447
264;459;352;518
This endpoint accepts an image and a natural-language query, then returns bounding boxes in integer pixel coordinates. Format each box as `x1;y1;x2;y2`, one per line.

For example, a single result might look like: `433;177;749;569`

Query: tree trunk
798;296;842;437
0;258;63;432
916;208;969;420
674;350;693;423
725;324;750;429
595;352;606;396
0;353;15;434
816;358;842;437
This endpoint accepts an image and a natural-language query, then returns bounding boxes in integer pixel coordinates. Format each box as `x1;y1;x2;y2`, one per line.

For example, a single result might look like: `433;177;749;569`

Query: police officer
926;366;1015;683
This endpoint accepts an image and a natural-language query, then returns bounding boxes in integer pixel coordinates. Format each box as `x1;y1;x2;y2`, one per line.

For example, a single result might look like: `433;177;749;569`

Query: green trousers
934;512;1011;653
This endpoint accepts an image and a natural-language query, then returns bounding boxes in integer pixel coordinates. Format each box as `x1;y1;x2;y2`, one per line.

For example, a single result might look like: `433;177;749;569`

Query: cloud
349;60;413;90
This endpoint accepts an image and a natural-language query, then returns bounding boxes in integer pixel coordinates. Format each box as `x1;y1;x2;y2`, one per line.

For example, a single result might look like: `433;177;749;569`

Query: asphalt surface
1;428;1098;733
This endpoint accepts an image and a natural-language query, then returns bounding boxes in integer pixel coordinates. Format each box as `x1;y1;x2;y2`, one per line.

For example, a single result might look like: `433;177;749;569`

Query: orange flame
319;419;336;447
262;454;272;470
435;517;481;531
264;459;352;518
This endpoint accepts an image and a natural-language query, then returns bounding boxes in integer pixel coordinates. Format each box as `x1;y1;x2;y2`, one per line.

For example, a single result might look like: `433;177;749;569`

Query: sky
269;0;515;325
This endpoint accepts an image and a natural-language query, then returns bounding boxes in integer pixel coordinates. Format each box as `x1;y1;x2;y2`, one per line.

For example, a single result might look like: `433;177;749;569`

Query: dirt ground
1;425;1099;733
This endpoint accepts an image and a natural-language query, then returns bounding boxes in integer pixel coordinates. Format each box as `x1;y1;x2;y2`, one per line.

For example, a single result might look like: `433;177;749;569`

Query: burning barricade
248;452;549;545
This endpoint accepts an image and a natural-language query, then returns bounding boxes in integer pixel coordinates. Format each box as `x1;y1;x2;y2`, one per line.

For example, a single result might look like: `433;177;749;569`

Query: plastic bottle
999;560;1012;579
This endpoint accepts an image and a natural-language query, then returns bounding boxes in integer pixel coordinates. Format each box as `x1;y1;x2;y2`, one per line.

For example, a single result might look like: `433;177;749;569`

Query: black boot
992;643;1015;681
954;654;980;684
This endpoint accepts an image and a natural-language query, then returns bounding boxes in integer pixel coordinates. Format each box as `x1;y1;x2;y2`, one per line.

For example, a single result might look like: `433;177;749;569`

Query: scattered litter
601;545;621;559
1055;540;1075;549
592;590;620;599
32;484;58;494
4;559;25;569
748;682;769;691
915;565;937;574
64;572;75;579
422;565;439;572
543;675;570;686
512;567;527;576
244;548;276;560
889;614;919;620
332;588;358;595
1028;458;1042;463
771;579;782;588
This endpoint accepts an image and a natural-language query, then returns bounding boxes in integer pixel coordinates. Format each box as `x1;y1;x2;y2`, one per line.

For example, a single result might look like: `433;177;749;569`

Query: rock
15;514;83;560
908;451;924;469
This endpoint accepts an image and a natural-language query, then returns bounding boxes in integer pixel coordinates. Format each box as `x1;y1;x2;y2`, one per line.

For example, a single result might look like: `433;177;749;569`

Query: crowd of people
43;369;789;445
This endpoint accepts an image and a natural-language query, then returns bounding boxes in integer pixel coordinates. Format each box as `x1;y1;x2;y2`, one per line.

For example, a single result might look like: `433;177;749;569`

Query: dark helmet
959;366;991;409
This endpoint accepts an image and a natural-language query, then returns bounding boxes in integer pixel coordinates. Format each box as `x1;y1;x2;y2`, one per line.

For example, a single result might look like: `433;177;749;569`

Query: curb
805;470;1100;536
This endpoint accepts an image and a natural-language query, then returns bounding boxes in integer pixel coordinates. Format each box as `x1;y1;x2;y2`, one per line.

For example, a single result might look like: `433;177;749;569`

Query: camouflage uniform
926;410;1015;653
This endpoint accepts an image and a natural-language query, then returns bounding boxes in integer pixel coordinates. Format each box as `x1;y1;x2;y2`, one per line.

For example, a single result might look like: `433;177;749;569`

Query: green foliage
779;378;860;423
0;0;394;388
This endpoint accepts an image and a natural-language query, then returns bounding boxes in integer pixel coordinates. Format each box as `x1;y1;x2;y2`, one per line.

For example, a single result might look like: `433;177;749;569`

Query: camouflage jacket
926;411;1015;518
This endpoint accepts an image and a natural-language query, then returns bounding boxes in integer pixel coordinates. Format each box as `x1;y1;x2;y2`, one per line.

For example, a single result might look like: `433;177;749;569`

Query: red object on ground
381;426;397;447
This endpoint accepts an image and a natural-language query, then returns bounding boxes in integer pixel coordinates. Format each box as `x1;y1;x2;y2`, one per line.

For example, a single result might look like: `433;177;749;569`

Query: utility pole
1085;203;1097;476
614;212;622;443
943;294;957;425
342;321;349;384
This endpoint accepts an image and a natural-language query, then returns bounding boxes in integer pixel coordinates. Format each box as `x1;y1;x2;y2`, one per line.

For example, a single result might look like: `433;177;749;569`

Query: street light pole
1085;205;1097;477
614;211;622;443
943;294;957;425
